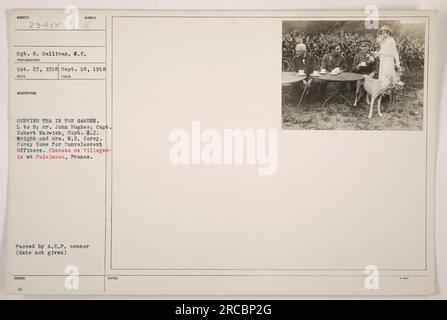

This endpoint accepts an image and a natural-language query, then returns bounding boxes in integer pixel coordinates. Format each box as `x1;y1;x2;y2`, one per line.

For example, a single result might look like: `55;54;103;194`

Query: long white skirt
379;55;398;83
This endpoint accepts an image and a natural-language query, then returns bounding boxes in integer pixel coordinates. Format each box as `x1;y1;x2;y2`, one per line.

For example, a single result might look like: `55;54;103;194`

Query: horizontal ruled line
14;62;106;64
11;274;430;278
14;45;106;48
14;29;106;31
15;78;105;81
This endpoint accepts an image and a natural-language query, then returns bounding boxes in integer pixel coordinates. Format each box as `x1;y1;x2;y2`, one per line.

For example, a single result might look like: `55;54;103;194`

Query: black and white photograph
282;20;426;130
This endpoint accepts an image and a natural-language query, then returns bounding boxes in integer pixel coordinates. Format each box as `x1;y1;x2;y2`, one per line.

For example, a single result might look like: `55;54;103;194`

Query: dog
354;75;393;118
354;69;404;119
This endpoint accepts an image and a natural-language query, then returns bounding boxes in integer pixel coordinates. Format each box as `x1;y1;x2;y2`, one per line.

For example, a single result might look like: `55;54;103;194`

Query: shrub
282;31;425;73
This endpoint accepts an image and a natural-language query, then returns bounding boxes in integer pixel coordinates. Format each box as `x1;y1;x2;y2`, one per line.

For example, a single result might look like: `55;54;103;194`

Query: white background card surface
0;5;444;297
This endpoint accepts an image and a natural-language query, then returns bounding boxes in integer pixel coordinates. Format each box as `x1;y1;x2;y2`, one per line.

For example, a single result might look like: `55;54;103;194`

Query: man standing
321;43;348;71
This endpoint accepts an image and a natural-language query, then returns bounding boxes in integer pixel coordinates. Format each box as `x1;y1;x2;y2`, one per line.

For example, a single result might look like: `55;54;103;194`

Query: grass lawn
282;71;424;130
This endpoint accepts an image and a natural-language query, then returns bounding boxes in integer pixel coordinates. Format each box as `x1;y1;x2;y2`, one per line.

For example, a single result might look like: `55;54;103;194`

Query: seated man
320;43;348;71
291;43;318;79
353;36;378;77
289;43;318;103
320;43;349;98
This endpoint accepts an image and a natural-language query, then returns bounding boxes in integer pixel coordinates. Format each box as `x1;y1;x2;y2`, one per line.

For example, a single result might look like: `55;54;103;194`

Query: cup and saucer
297;69;306;76
319;68;327;75
331;67;341;75
312;70;320;77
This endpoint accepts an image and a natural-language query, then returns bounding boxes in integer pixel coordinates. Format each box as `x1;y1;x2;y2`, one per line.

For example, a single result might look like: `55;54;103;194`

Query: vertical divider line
103;14;108;291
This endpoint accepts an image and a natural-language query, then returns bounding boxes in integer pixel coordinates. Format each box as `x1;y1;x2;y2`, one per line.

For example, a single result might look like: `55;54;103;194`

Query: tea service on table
330;67;341;75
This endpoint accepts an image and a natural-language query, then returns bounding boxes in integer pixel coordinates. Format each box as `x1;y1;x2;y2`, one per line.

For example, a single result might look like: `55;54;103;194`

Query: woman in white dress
374;25;403;85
